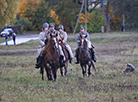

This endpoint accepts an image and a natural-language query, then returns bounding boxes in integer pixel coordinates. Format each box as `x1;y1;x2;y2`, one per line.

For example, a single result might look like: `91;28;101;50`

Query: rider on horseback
35;23;65;68
47;23;66;67
75;26;96;64
57;25;74;63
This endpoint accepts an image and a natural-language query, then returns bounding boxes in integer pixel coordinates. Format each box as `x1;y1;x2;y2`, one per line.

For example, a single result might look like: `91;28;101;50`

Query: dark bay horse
40;33;60;81
58;39;69;76
79;34;97;77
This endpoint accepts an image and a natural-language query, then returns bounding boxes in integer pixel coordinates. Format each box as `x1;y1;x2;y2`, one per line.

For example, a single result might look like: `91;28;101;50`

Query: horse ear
85;35;87;38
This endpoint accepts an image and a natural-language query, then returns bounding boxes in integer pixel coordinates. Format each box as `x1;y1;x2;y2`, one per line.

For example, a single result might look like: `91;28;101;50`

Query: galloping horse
58;39;69;76
79;34;96;77
40;33;60;81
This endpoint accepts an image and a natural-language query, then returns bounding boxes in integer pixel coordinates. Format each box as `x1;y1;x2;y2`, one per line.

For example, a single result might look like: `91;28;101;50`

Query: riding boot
90;48;96;62
60;55;65;67
74;49;79;64
69;58;72;64
35;51;46;69
75;56;79;64
35;56;43;69
75;52;79;64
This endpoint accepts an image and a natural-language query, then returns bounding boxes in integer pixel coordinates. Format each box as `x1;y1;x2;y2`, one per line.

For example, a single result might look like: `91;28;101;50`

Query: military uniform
124;63;137;72
35;22;49;68
75;26;96;64
58;30;74;62
37;30;48;57
76;31;92;48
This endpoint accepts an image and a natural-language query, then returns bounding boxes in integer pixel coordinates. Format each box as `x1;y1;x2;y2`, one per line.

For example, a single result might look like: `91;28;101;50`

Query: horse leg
64;62;68;76
91;61;97;74
60;67;64;76
84;65;88;77
80;63;85;77
51;69;55;81
53;68;57;81
45;67;50;80
46;64;53;81
40;67;44;80
88;61;92;76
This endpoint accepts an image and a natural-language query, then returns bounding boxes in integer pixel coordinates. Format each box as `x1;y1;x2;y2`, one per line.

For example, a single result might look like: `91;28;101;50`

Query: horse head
79;34;88;52
50;33;59;50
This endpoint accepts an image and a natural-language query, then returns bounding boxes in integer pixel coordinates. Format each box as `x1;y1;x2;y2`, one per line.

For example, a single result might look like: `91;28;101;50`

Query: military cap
42;22;49;28
80;26;84;30
58;25;64;30
127;63;132;67
49;23;55;28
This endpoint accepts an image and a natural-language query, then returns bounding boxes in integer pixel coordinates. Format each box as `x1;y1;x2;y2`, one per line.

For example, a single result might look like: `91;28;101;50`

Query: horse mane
44;33;58;52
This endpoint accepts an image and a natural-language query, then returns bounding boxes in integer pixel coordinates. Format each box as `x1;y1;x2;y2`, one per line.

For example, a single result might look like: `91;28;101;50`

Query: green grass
0;33;138;102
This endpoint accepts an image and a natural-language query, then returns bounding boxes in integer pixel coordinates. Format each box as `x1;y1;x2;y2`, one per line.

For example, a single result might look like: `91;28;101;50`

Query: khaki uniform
76;31;92;48
37;30;48;57
75;31;96;63
58;30;74;59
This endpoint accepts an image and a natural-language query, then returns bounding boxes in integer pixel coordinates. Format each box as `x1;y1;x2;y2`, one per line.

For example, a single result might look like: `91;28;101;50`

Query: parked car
0;28;14;37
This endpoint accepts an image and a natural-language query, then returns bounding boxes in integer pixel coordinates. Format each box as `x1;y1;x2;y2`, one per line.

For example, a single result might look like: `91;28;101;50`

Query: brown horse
58;39;69;76
78;34;96;77
40;33;60;81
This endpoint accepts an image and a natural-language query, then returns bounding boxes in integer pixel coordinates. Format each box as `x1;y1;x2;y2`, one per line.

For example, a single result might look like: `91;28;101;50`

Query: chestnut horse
79;34;96;77
40;33;60;81
58;39;69;76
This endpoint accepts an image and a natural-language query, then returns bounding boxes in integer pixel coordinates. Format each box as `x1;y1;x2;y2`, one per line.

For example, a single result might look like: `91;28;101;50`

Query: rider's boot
74;50;79;64
35;56;43;69
35;51;46;69
60;55;65;67
69;58;73;64
90;48;96;62
75;53;79;64
75;57;79;64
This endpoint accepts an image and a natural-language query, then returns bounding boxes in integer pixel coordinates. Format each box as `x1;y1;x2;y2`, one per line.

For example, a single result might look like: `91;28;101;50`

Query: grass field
0;32;138;102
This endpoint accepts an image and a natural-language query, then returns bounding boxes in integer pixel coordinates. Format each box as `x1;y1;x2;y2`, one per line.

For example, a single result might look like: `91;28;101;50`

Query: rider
47;23;65;67
35;23;65;68
58;24;74;63
74;26;96;64
35;22;49;68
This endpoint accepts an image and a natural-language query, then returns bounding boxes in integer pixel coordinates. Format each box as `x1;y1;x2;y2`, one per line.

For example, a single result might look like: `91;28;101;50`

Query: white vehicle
0;28;14;37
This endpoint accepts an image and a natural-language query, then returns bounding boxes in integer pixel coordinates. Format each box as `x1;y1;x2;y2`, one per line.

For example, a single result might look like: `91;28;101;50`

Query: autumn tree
0;0;21;29
101;0;116;32
54;0;82;32
116;0;138;31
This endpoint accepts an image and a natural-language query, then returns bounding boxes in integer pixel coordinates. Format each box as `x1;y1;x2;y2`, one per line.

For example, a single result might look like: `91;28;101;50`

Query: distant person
124;63;137;73
12;33;16;45
121;25;124;32
5;34;8;45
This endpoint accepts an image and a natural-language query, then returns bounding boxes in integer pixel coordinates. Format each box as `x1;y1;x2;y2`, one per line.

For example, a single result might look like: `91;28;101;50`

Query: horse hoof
86;73;88;77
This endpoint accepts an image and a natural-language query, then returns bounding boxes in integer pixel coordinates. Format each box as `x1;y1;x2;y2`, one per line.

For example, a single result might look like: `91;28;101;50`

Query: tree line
0;0;138;33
